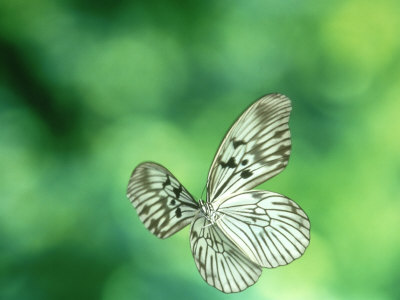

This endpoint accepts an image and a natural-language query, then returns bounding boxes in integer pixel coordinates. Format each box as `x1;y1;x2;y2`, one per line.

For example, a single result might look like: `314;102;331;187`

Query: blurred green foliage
1;0;400;299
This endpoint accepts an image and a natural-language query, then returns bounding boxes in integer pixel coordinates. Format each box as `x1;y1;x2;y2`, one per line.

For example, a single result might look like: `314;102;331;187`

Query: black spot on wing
241;159;248;166
175;207;182;218
274;129;287;139
275;144;291;156
173;185;182;198
141;204;150;215
162;175;171;188
220;157;237;168
241;170;253;179
232;139;246;149
251;192;263;199
148;218;159;232
170;199;176;205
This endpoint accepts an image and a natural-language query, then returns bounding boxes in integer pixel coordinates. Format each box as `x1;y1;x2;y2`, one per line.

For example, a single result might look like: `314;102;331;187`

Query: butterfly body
199;200;223;226
127;94;310;293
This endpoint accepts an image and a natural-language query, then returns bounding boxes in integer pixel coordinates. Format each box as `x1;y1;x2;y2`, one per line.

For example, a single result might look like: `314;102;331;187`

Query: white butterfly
126;94;310;293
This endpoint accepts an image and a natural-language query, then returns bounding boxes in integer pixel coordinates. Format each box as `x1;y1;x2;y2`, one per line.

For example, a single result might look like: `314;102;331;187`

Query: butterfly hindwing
127;162;199;239
190;214;262;293
214;190;310;268
207;94;292;202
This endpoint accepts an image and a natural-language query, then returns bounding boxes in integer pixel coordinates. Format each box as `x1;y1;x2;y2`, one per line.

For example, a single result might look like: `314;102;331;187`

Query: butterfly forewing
127;162;199;238
207;94;292;202
190;214;262;293
214;191;310;268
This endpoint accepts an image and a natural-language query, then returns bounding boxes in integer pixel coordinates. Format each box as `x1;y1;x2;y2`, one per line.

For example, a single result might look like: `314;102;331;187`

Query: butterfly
126;93;310;293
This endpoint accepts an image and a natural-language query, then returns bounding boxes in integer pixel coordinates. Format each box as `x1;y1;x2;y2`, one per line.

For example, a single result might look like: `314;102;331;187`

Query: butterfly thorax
199;201;220;225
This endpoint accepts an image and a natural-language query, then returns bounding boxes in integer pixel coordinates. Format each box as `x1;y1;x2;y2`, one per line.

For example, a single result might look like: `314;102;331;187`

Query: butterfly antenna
200;183;207;202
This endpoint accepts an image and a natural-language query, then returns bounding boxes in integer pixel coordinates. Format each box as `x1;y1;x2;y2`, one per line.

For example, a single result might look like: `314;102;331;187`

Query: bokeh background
1;0;400;299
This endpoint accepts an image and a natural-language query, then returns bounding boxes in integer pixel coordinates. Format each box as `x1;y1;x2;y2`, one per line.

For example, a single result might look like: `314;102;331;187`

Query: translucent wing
127;162;199;239
190;214;262;293
214;190;310;268
207;94;292;202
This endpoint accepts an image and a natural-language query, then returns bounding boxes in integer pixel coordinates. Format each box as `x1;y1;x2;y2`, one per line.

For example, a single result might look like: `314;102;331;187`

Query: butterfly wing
207;93;292;202
190;214;262;293
214;190;310;268
127;162;199;239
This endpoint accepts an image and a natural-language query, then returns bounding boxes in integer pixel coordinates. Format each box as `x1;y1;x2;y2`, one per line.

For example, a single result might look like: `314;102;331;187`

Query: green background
1;0;399;299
